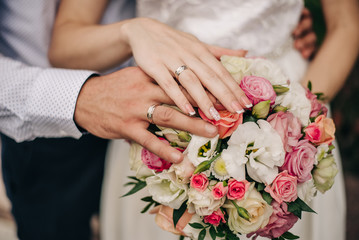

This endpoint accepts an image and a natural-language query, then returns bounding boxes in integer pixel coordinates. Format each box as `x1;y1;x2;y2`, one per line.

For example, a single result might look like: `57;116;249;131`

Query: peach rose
199;109;243;139
304;115;335;145
149;205;193;236
265;171;297;204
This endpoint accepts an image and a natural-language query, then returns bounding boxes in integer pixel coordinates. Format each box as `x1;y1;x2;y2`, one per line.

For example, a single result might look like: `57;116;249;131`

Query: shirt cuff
26;68;96;139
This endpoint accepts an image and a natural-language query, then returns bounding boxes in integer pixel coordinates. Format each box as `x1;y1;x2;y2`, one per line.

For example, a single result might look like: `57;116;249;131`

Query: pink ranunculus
190;173;209;192
267;111;302;152
199;109;243;139
141;138;172;172
265;171;297;204
306;88;328;118
203;209;226;227
239;75;277;106
212;182;228;200
247;201;298;239
227;179;250;200
280;140;317;183
304;115;335;145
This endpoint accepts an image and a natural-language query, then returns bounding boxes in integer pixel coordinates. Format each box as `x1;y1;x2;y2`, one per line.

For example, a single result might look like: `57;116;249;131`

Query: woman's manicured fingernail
209;107;221;121
232;101;245;114
185;103;196;116
240;96;252;108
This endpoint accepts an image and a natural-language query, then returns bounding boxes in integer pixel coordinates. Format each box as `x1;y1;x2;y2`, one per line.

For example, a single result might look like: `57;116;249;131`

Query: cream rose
297;179;317;204
146;170;188;209
247;58;288;85
187;188;225;216
225;184;273;234
220;55;252;83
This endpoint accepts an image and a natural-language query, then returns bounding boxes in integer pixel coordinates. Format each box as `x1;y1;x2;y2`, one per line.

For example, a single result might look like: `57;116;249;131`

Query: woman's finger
206;44;248;59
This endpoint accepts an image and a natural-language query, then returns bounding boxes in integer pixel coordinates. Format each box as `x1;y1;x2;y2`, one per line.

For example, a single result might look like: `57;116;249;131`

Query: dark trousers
1;134;108;240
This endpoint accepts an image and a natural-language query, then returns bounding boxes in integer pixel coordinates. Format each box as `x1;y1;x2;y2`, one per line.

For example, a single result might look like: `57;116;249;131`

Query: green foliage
273;231;300;240
173;200;188;228
287;198;316;218
122;176;146;198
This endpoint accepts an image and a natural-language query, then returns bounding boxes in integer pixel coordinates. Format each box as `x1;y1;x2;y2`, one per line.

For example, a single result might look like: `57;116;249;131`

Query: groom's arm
0;53;95;142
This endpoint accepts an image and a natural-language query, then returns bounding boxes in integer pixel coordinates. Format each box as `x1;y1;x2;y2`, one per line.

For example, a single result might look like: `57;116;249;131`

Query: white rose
222;120;285;184
276;82;311;126
146;170;188;209
247;58;288;85
225;184;273;234
313;156;338;193
297;179;317;204
187;188;225;216
220;55;252;83
129;142;154;180
185;134;219;166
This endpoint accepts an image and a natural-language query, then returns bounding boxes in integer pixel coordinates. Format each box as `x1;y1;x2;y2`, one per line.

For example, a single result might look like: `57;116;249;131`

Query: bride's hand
122;18;252;120
74;67;219;163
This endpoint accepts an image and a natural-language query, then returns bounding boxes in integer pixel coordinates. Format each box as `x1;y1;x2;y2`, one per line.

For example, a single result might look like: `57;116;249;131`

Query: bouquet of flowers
124;56;338;240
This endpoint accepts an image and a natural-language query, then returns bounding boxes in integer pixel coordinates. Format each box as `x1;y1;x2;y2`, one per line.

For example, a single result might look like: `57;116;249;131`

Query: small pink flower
227;179;250;200
265;171;297;204
199;108;243;139
240;76;276;106
306;88;328;118
212;182;228;200
190;173;209;192
203;209;226;227
267;111;302;152
247;201;298;239
141;138;172;172
280;140;316;183
304;115;335;145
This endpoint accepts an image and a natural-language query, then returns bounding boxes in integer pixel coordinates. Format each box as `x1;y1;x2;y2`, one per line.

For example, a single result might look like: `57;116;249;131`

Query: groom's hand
74;67;218;163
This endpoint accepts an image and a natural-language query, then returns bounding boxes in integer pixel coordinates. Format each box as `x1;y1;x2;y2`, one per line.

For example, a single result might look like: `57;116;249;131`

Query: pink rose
141;138;172;172
199;109;243;139
203;209;226;227
227;179;250;200
212;182;228;200
240;76;276;105
306;88;328;118
190;173;209;192
265;171;297;203
304;115;335;145
247;201;298;239
267;111;302;152
280;140;316;183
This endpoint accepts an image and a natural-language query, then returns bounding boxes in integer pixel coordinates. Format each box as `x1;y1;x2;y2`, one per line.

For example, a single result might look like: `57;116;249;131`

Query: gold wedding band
174;65;188;78
146;103;161;124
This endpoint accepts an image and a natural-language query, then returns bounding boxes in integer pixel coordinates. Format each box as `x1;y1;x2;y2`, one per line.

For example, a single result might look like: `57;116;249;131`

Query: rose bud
252;100;271;119
313;156;338;193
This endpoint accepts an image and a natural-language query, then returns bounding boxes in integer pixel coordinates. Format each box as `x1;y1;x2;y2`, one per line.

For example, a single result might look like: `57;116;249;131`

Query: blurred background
0;0;358;239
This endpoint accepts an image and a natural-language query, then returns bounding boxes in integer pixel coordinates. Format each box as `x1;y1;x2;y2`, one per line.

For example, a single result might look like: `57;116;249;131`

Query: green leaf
141;202;154;213
272;85;289;94
127;176;140;181
121;180;146;198
243;114;257;123
226;230;240;240
209;226;217;240
282;231;300;239
189;223;205;229
141;196;153;202
262;191;273;205
198;228;207;240
173;201;188;228
179;236;185;240
124;182;136;186
307;81;312;91
296;198;316;214
256;183;265;192
231;200;251;221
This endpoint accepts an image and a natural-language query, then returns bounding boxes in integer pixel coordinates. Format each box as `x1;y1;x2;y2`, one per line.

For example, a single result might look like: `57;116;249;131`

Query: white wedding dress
100;0;346;239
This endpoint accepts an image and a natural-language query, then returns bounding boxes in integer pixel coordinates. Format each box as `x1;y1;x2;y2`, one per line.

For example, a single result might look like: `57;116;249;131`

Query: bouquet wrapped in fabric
124;56;338;240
